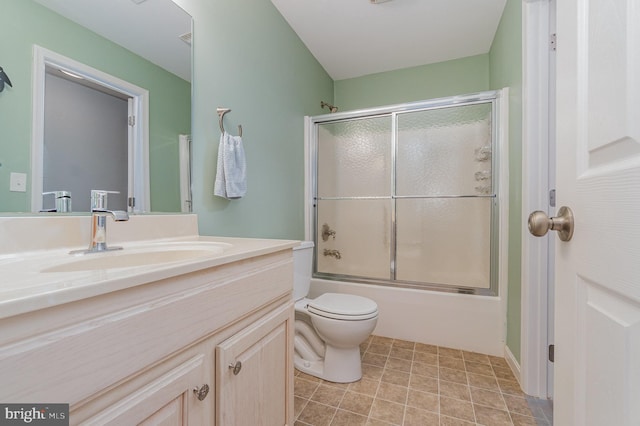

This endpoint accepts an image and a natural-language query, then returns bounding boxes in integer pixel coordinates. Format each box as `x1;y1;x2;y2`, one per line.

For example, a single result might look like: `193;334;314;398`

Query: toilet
293;241;378;383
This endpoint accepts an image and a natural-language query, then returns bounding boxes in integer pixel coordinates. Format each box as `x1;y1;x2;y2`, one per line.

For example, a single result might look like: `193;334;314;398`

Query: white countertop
0;214;298;320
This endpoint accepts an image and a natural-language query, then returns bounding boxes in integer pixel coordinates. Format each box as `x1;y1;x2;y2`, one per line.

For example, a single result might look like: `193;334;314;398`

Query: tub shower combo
309;91;503;296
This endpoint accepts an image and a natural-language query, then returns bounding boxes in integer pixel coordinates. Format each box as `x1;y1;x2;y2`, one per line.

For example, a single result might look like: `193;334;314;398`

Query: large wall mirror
0;0;192;214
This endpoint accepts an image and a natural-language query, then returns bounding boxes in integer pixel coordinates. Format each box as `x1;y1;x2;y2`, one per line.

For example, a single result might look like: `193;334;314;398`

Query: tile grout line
326;379;347;426
461;352;480;426
400;340;415;426
491;359;517;426
435;345;442;425
365;338;388;424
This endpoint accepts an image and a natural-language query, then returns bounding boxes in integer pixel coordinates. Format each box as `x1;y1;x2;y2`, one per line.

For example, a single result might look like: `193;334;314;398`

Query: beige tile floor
294;335;553;426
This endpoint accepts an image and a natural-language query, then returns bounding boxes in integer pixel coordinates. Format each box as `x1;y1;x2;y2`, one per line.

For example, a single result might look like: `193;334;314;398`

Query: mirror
0;0;192;213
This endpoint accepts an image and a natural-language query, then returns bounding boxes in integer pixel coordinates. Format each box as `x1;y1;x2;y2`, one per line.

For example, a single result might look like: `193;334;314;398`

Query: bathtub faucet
321;223;336;241
323;249;342;260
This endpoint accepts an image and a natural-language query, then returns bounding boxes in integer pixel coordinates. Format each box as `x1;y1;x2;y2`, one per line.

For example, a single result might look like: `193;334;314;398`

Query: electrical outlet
9;172;27;192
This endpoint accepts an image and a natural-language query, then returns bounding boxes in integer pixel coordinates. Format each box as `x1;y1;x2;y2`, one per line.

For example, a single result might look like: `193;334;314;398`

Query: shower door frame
305;90;509;297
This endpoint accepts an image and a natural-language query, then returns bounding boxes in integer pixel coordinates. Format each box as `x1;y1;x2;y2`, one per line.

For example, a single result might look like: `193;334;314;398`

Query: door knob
528;206;574;241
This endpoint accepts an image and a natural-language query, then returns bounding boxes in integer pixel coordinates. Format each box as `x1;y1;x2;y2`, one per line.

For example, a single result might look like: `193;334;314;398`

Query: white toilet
293;241;378;383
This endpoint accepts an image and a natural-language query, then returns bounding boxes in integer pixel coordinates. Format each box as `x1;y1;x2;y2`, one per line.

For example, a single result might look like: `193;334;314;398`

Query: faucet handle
91;190;119;210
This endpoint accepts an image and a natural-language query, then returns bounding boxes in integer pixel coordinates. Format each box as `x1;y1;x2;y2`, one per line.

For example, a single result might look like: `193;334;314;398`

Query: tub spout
323;249;342;260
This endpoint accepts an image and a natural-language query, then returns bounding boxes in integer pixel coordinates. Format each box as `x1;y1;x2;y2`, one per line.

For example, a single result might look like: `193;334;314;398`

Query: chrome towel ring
217;107;243;137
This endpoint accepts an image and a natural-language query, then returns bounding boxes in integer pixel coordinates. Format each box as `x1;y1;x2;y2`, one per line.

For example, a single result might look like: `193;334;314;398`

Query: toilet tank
292;241;314;301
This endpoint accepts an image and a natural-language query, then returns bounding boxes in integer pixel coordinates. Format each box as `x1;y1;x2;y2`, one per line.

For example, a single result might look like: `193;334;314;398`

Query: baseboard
504;345;522;385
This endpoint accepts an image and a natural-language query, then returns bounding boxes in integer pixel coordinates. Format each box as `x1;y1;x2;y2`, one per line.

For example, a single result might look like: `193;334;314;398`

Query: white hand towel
214;132;247;199
213;133;227;198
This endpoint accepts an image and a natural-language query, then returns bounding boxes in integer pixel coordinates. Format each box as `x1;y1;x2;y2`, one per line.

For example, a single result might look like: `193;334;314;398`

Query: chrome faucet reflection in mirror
42;190;72;212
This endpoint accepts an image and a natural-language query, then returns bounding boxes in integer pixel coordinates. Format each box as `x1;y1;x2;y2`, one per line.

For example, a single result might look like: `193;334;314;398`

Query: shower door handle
528;206;574;242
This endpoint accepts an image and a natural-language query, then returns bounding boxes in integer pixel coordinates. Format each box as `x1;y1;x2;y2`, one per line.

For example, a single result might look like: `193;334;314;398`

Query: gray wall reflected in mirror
0;0;192;213
43;71;129;212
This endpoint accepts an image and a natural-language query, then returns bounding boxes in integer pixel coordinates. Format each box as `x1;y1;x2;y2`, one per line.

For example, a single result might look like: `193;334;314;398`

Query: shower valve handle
321;223;336;241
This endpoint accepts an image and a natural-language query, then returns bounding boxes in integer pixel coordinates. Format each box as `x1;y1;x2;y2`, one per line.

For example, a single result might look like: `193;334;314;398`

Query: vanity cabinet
216;303;293;425
82;350;211;425
0;246;295;426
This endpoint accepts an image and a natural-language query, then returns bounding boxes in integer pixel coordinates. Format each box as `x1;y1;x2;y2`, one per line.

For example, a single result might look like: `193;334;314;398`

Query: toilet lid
307;293;378;321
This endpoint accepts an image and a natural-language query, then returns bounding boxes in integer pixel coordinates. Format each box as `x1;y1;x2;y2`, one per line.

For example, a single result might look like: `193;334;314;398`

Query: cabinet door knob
193;384;210;401
229;361;242;375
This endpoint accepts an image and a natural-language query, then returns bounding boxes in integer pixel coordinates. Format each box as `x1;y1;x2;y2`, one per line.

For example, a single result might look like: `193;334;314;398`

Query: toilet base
294;345;362;383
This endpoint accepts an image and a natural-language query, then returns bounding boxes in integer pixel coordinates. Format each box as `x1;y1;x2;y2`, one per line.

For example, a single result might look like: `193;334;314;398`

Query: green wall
334;54;490;111
173;0;333;239
0;0;190;212
489;0;523;362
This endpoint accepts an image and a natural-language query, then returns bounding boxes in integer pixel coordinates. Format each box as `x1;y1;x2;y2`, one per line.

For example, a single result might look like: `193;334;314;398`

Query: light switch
9;172;27;192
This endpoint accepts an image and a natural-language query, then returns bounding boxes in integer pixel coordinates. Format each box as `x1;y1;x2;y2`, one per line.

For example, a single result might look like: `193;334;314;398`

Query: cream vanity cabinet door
216;303;294;426
81;353;211;425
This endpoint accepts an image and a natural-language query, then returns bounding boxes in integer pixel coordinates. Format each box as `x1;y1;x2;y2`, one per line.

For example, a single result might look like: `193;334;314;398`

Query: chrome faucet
71;190;129;254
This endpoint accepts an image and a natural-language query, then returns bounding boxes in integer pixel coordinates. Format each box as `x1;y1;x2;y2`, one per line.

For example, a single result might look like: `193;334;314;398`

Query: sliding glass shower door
395;104;493;289
313;92;499;295
316;117;392;279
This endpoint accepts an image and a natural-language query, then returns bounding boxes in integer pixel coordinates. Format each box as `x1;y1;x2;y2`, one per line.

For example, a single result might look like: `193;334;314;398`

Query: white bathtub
310;277;505;356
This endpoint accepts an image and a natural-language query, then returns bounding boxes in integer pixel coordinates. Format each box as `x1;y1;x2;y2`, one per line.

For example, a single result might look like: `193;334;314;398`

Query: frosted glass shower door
312;93;499;294
315;117;392;280
395;104;493;289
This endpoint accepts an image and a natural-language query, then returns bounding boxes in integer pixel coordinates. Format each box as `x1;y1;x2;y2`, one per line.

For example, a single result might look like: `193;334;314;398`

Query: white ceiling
34;0;505;84
34;0;192;82
270;0;507;81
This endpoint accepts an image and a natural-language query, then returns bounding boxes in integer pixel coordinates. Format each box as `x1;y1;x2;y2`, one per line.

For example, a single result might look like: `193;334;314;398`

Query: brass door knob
528;206;574;241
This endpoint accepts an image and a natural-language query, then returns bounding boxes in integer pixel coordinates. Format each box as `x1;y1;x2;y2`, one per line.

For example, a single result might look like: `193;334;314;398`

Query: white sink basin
41;242;230;273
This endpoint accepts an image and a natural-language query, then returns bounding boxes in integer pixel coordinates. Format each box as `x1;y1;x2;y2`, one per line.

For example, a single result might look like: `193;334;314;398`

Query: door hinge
128;197;135;208
128;115;136;126
549;189;556;207
550;33;557;51
548;344;555;363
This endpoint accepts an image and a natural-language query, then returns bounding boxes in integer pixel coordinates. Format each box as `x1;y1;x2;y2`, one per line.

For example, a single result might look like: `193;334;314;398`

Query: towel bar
217;107;243;137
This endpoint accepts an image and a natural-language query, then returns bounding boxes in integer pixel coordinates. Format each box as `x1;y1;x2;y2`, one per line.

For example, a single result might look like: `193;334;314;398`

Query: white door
554;0;640;424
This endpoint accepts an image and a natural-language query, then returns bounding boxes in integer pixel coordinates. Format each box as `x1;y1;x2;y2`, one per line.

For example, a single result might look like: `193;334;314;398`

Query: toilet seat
307;293;378;321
